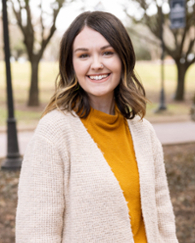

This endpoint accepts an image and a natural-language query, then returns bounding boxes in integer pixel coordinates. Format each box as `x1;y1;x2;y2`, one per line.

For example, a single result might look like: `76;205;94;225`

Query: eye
103;51;114;56
79;53;89;59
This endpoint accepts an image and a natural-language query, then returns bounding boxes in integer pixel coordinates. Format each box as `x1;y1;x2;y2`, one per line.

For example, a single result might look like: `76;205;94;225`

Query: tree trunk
174;62;188;101
28;58;40;106
191;93;195;121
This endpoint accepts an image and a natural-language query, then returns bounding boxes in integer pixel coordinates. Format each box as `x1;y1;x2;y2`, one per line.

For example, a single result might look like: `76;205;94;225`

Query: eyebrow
74;45;112;53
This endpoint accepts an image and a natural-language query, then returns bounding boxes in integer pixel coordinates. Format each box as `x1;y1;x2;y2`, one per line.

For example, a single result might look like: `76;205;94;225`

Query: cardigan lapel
127;118;159;243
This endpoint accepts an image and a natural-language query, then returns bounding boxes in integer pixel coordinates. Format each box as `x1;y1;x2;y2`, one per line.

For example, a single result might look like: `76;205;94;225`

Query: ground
0;143;194;243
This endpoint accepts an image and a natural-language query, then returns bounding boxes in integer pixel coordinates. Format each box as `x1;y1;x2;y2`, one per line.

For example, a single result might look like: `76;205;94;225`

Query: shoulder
127;116;156;137
34;109;79;143
127;116;162;151
39;109;72;126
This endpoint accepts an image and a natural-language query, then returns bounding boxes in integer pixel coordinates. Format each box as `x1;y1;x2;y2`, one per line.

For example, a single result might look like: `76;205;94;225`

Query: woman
16;11;178;243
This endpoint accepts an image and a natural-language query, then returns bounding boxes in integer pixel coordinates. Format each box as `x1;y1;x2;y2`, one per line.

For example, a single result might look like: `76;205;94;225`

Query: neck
89;95;115;115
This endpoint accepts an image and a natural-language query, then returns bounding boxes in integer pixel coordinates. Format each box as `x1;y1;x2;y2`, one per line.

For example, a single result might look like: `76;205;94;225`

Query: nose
91;55;103;70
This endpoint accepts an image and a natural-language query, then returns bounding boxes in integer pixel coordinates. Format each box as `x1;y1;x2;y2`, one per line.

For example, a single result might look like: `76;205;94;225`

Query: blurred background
0;0;195;242
0;0;194;125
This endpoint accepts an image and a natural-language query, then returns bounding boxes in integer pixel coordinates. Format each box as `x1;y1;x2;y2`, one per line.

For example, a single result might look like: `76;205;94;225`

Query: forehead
73;26;110;50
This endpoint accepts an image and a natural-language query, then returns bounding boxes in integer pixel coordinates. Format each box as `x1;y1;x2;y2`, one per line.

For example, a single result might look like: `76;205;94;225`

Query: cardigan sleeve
16;133;65;243
150;128;178;243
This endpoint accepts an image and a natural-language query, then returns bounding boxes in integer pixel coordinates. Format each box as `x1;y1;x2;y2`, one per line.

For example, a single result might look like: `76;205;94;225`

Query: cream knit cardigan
16;110;178;243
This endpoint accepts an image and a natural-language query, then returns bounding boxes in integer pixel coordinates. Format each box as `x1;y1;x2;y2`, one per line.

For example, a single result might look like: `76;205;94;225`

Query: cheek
107;57;122;74
73;60;89;78
116;57;122;70
113;60;122;78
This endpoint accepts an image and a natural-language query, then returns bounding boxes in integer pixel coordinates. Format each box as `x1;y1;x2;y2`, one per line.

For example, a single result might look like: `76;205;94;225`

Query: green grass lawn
0;61;194;127
135;61;194;93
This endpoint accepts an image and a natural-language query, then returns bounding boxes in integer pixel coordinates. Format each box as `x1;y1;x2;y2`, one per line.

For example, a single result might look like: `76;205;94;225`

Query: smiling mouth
88;74;110;80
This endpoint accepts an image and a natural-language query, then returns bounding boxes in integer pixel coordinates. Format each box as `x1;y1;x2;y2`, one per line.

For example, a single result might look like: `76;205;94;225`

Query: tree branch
186;38;195;57
10;0;35;59
187;56;195;68
127;27;160;47
179;12;193;56
38;0;64;59
40;0;45;41
169;27;179;48
10;0;23;34
24;0;34;37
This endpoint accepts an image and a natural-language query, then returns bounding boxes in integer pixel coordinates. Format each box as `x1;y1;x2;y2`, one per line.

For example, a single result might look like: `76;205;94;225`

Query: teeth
89;74;109;80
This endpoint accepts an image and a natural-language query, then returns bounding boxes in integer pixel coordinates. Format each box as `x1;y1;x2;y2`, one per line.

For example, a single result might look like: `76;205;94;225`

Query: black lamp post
156;5;167;112
1;0;22;170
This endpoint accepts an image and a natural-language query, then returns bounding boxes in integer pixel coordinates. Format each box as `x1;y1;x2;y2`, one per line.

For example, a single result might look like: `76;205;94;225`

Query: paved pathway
0;121;195;158
153;121;195;145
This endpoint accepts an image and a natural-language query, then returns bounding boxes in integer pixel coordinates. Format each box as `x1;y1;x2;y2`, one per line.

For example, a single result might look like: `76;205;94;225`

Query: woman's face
72;26;122;106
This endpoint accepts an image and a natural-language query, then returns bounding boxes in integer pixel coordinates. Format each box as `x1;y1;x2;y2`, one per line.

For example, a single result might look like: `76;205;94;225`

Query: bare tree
125;0;195;100
10;0;65;106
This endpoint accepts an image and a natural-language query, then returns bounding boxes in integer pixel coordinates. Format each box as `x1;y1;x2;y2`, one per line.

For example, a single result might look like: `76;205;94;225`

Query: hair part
42;11;147;119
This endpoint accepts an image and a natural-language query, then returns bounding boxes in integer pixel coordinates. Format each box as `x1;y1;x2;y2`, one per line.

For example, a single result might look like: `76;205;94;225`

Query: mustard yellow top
81;107;147;243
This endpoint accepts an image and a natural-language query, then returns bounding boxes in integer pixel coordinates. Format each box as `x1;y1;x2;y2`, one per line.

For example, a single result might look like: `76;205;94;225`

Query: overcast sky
54;0;131;32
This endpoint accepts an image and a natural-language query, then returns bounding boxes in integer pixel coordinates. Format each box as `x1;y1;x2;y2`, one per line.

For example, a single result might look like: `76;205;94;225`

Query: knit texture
81;107;147;242
16;109;178;243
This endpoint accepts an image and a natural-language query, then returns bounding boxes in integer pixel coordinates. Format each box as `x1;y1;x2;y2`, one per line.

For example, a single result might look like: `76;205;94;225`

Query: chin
91;92;108;97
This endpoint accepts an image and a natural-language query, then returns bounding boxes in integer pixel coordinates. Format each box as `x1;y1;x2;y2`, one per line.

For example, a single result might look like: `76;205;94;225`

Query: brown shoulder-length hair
42;11;147;119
